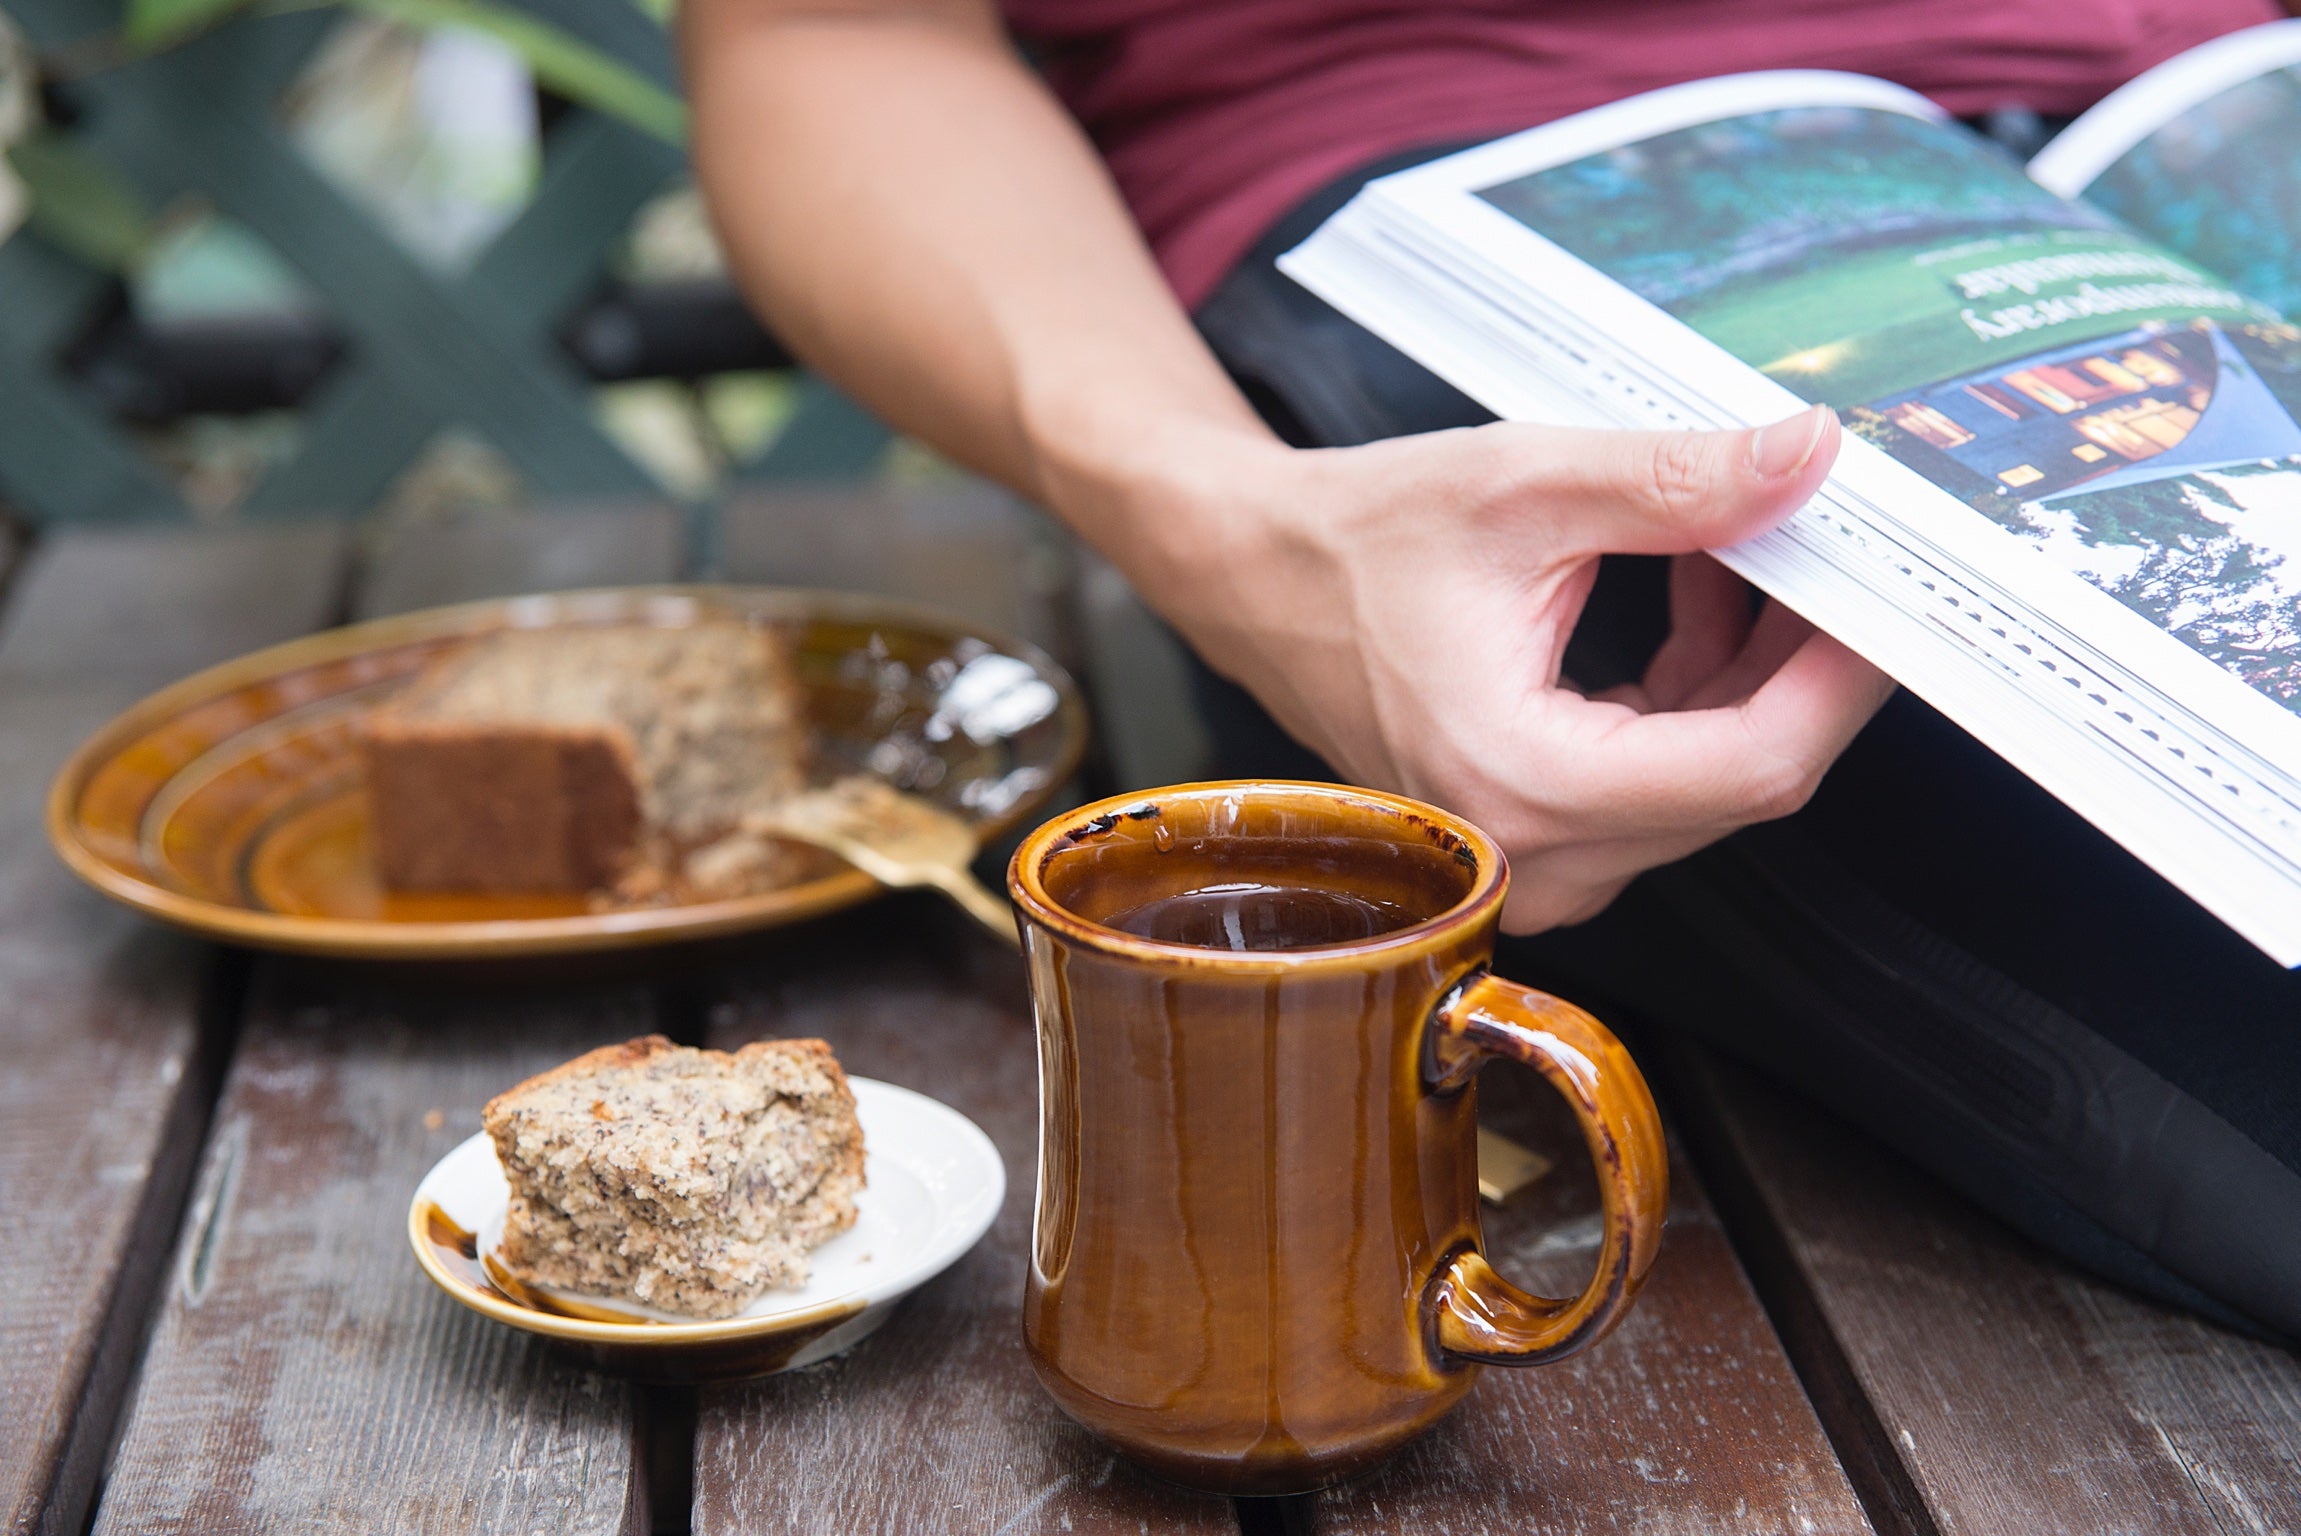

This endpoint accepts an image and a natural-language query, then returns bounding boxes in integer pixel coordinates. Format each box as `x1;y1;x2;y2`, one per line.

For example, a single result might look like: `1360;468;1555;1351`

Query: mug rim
1006;779;1508;972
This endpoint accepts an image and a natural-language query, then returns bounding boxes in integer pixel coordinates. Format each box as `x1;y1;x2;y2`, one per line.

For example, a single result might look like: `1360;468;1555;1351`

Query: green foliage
5;128;156;269
117;0;687;145
1480;108;2111;311
122;0;254;51
2087;68;2301;318
2227;322;2301;421
18;0;685;272
340;0;686;143
2066;462;2294;548
2109;515;2301;707
2026;467;2301;712
1476;108;2240;408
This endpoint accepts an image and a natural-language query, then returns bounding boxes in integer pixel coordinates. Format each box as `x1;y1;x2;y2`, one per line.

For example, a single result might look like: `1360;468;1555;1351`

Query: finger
1499;819;1741;932
1540;554;1605;687
1560;628;1894;833
1592;680;1654;712
1643;554;1756;710
1733;628;1896;777
1483;404;1839;558
1677;598;1815;711
1500;818;1752;933
1499;871;1636;935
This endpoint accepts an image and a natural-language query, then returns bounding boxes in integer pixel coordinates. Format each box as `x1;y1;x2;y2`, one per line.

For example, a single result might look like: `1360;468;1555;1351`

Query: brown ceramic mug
1007;781;1669;1495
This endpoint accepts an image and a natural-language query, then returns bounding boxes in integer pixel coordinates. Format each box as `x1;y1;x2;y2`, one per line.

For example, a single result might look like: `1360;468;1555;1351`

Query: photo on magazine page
1475;105;2301;720
2037;20;2301;319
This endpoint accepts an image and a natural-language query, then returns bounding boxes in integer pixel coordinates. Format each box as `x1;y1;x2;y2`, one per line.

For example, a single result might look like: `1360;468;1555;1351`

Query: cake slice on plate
361;621;807;894
483;1034;866;1319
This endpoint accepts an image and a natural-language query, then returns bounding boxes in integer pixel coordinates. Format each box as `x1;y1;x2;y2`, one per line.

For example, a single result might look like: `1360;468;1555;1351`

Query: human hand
682;0;1883;931
1123;406;1896;932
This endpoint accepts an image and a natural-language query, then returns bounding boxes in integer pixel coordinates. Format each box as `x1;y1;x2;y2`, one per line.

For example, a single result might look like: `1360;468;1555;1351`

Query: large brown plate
47;586;1087;959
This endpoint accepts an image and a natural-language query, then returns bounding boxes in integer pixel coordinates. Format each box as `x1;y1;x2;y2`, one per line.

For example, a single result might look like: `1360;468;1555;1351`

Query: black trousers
1188;149;2301;1344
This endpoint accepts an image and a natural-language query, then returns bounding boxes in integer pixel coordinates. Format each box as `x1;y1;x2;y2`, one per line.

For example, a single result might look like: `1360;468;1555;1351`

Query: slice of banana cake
362;620;808;894
483;1034;865;1319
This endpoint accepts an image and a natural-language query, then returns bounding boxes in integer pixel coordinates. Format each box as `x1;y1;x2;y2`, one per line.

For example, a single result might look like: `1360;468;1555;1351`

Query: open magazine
1281;21;2301;967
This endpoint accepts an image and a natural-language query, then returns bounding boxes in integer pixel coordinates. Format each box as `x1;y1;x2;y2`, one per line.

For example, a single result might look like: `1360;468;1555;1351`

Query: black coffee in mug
1105;881;1419;951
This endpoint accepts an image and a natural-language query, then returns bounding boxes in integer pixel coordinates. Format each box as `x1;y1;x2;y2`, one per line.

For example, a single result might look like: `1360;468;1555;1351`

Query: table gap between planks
25;507;2291;1534
1515;853;2301;1536
83;507;688;1534
682;895;1876;1536
1667;1043;2301;1536
27;493;1119;1536
0;521;349;1536
6;509;1876;1534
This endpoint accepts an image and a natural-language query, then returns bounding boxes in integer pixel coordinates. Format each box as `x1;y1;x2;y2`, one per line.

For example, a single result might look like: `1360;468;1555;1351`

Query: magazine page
1456;80;2301;742
2034;18;2301;320
1280;72;2301;962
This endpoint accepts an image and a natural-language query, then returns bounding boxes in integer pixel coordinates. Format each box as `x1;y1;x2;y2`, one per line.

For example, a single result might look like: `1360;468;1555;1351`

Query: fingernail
1751;406;1829;479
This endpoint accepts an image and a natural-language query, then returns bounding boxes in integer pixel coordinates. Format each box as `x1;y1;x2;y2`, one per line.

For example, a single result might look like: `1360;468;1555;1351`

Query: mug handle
1422;972;1669;1366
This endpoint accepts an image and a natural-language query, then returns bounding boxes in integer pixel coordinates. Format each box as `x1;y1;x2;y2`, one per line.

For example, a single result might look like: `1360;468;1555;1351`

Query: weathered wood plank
1679;1048;2301;1536
1306;1058;1876;1536
0;523;348;693
720;482;1079;669
0;525;350;1536
90;512;684;1533
92;962;661;1535
692;894;1239;1535
353;501;686;619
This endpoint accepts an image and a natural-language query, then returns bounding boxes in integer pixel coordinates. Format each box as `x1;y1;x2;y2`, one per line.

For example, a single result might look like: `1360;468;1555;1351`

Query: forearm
681;0;1279;594
682;2;1893;932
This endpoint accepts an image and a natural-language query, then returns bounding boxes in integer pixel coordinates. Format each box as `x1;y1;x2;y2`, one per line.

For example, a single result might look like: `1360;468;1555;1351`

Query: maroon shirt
999;0;2280;309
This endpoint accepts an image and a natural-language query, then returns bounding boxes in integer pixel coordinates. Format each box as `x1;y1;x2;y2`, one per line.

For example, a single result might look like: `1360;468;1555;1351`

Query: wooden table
5;511;2297;1536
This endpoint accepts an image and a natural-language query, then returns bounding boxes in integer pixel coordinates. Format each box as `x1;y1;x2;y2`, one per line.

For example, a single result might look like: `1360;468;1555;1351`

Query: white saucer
408;1077;1005;1380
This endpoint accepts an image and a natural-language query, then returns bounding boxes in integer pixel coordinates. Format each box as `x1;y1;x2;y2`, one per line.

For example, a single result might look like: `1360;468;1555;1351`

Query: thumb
1521;405;1839;557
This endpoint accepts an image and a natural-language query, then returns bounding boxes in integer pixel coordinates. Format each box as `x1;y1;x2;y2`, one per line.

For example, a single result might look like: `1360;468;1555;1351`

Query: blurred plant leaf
5;130;156;269
1;12;37;247
0;11;37;146
628;0;673;24
123;0;258;52
343;0;686;143
0;159;27;249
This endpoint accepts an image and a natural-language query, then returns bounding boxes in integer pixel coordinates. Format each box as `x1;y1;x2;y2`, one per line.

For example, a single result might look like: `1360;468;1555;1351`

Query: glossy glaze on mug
1009;783;1665;1496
